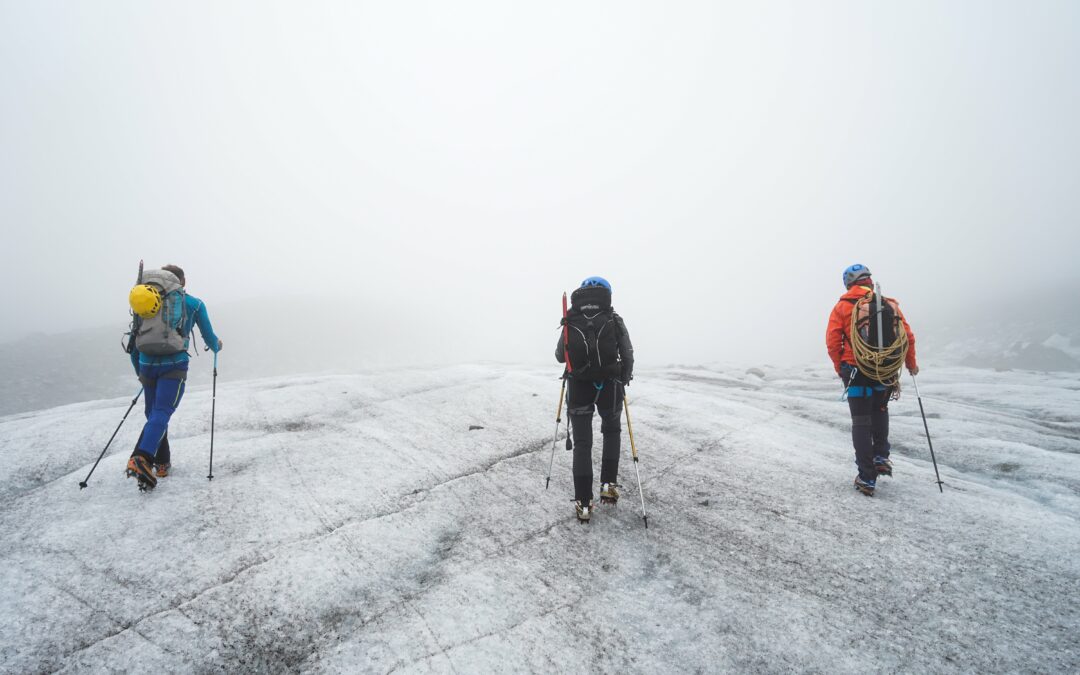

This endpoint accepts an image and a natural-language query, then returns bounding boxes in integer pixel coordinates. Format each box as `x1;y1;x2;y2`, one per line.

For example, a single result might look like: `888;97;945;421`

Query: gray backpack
134;269;189;356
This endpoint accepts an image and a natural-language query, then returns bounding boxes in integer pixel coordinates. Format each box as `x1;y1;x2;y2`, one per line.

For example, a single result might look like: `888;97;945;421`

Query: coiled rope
849;294;909;386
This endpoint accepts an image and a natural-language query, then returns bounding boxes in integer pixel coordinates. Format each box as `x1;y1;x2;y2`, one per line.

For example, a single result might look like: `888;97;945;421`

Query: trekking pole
910;373;944;493
207;351;218;481
621;384;648;529
545;377;567;489
79;388;143;489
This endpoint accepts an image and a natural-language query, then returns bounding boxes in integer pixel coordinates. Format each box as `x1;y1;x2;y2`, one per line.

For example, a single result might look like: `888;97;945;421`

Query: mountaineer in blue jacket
125;264;222;489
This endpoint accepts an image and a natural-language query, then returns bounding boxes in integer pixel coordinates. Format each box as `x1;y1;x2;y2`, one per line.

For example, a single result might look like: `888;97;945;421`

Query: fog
2;2;1079;403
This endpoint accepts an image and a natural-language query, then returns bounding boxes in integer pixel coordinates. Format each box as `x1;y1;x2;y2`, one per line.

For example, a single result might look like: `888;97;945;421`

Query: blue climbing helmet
580;276;611;290
842;264;871;288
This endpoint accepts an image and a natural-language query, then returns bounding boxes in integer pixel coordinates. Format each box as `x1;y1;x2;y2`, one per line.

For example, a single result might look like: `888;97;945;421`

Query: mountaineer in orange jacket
826;264;920;496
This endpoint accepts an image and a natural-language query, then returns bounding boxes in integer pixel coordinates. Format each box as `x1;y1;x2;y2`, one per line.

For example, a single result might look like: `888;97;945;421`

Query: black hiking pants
846;371;891;482
567;378;623;504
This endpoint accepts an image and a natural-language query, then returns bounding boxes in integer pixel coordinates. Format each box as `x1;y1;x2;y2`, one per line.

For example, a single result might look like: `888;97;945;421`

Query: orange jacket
826;285;917;374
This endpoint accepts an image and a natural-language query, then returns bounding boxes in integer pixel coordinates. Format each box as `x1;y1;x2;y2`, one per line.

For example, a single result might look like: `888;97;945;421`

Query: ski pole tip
78;482;87;489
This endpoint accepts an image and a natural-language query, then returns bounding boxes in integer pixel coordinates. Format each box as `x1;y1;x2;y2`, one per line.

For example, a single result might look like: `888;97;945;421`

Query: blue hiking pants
134;363;188;459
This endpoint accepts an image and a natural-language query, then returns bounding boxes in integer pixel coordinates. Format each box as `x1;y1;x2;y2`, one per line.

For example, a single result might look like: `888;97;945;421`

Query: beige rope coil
849;294;908;387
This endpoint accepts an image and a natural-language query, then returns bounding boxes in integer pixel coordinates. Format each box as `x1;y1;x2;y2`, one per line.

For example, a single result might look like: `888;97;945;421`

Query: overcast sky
2;1;1078;368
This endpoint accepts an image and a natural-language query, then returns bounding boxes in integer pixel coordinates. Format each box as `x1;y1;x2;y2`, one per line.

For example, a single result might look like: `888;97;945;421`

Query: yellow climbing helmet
129;284;162;318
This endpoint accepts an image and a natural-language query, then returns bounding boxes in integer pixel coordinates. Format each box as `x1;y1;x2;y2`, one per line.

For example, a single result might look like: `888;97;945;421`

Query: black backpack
563;286;622;380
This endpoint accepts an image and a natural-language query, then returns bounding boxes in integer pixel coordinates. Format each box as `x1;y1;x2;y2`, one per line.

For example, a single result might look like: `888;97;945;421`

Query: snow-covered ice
1;364;1078;673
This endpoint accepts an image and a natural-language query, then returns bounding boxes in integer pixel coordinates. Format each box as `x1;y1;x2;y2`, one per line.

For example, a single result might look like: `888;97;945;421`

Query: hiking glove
839;363;855;383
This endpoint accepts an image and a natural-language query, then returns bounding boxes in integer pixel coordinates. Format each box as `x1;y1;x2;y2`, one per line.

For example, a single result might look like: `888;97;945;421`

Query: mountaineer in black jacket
555;276;634;523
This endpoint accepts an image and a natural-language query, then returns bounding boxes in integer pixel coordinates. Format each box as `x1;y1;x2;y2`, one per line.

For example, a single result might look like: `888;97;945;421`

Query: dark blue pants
567;379;623;504
846;372;891;482
133;363;188;460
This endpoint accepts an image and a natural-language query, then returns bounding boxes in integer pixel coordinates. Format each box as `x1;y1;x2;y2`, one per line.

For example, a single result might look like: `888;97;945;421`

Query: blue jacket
130;293;221;373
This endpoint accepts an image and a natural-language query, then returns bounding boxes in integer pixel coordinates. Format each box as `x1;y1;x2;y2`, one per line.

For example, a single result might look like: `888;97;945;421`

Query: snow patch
1;364;1078;672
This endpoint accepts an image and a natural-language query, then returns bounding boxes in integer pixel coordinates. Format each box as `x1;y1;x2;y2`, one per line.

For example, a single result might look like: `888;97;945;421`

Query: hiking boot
126;455;157;491
575;500;592;523
155;462;171;478
600;483;620;505
874;456;893;477
854;476;876;497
